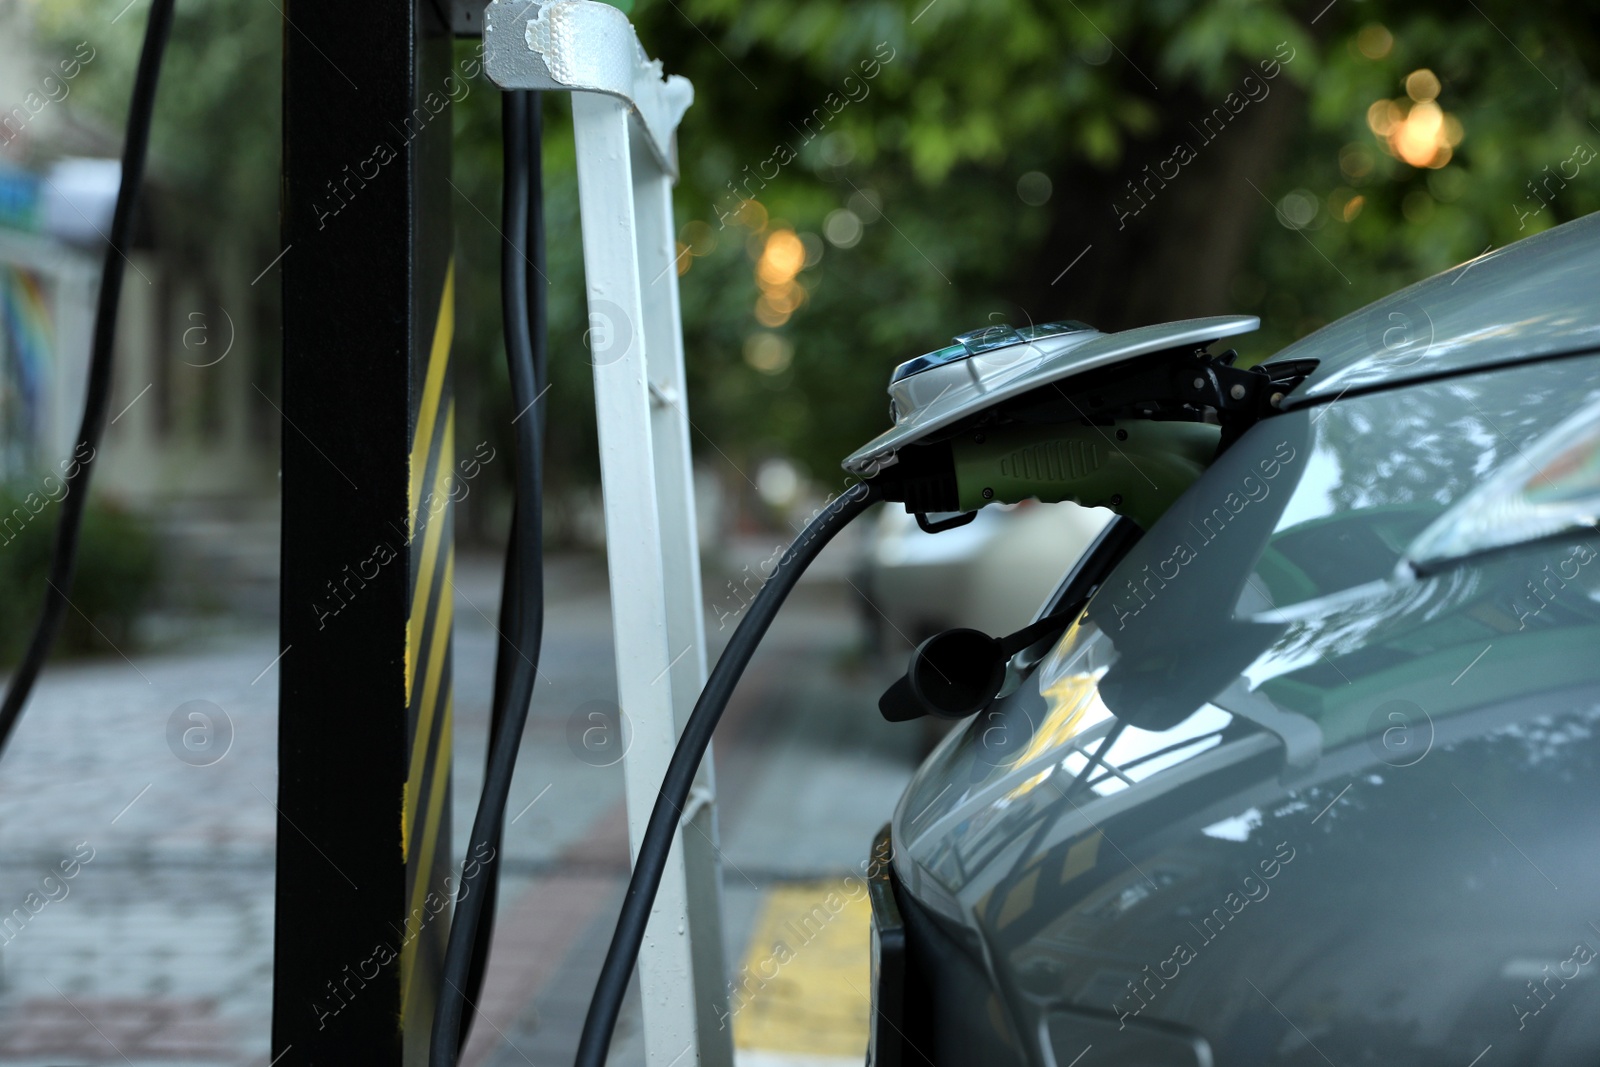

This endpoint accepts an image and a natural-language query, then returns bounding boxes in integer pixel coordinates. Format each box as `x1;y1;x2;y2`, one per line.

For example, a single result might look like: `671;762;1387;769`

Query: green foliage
31;0;1600;504
0;487;159;663
30;0;281;257
618;0;1600;478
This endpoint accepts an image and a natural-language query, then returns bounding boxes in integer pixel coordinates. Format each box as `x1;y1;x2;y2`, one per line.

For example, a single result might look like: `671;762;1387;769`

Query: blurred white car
855;499;1111;654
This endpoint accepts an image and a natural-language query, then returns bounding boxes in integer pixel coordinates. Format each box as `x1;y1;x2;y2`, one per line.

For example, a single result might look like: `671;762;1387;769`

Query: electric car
862;210;1600;1066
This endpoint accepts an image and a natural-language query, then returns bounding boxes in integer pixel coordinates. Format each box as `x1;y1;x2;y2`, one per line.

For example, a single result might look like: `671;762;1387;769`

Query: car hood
1278;209;1600;406
894;352;1600;917
889;351;1600;1065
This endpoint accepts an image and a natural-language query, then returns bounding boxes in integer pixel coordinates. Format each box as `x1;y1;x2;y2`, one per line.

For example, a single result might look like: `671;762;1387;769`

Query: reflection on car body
875;211;1600;1066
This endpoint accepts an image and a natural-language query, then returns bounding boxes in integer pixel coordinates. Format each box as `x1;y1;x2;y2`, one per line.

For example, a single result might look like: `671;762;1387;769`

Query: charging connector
950;420;1220;527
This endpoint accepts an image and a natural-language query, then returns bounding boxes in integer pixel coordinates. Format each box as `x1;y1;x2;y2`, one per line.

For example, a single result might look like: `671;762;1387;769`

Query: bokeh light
1339;142;1375;180
754;227;809;327
1329;187;1365;222
755;457;801;507
824;208;863;248
679;219;717;256
1405;68;1441;103
1356;23;1394;59
1017;171;1053;206
744;332;795;374
1276;188;1319;229
1368;79;1463;170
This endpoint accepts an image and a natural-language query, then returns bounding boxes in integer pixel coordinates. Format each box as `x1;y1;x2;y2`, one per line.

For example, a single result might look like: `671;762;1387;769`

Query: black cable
465;512;518;992
425;0;451;34
430;89;545;1066
455;88;546;1054
0;0;176;760
1082;726;1228;787
453;522;518;1053
523;93;546;411
1063;719;1126;804
574;479;883;1067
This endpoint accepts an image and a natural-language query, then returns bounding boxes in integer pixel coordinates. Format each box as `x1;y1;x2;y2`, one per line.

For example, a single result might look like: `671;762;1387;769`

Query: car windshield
895;356;1600;861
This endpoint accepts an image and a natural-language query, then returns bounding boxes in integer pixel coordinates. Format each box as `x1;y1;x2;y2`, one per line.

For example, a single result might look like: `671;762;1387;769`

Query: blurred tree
28;0;283;437
31;0;1600;535
0;487;158;658
620;0;1600;492
29;0;280;256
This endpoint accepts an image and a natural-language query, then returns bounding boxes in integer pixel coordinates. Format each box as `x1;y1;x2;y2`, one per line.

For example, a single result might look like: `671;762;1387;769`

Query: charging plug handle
879;599;1088;723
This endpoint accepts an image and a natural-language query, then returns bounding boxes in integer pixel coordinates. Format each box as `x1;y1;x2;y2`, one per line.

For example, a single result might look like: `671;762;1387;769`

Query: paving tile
0;552;917;1066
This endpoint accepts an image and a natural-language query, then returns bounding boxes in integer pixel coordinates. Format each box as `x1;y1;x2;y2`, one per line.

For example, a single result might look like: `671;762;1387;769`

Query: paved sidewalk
0;640;280;1066
0;548;918;1066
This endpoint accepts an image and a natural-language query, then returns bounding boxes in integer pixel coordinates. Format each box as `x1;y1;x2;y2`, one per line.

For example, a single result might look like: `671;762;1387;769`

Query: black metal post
274;0;457;1061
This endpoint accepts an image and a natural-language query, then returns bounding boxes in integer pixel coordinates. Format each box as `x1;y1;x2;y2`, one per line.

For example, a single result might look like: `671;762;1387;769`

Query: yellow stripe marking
409;261;455;524
400;694;454;1020
398;260;456;1036
731;880;873;1057
406;404;455;707
403;550;454;860
996;865;1039;930
1060;832;1102;885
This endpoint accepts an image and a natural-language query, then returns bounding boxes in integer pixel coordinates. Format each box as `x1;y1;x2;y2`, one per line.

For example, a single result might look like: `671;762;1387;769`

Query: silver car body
884;210;1600;1065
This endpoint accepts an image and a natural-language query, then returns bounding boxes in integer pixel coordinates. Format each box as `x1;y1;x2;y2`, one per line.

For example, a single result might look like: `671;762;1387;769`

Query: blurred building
0;8;278;615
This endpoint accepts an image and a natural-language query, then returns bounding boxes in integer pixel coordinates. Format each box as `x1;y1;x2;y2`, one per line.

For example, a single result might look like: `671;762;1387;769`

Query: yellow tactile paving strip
731;879;874;1058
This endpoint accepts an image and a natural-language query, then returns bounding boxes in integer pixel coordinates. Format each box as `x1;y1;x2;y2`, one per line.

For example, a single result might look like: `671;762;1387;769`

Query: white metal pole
570;89;728;1067
485;6;727;1059
629;128;735;1067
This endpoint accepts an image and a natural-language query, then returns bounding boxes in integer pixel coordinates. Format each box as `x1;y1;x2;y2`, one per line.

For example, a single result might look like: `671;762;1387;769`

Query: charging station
0;3;1313;1065
273;2;728;1062
482;4;733;1062
273;1;458;1061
